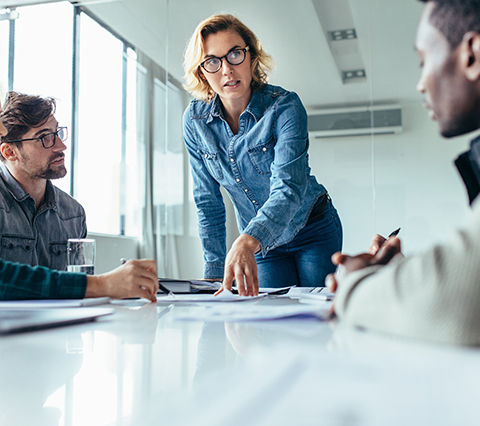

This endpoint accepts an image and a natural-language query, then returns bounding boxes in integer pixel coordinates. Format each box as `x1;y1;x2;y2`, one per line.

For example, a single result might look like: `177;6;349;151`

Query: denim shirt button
253;200;257;203
244;189;248;192
262;147;267;152
236;178;240;182
266;246;270;251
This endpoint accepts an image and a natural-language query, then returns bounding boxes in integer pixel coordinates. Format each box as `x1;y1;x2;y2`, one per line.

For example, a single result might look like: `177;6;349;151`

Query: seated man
331;0;480;346
0;92;85;270
0;102;158;301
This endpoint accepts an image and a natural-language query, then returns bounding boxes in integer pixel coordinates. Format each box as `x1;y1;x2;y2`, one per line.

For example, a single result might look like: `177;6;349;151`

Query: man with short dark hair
331;0;480;346
0;90;159;301
0;92;86;270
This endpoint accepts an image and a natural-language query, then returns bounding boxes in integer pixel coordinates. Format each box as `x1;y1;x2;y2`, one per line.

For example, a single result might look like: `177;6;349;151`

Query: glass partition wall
1;0;474;277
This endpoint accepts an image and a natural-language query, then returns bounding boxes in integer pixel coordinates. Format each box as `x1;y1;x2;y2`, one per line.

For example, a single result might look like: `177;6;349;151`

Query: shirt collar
0;162;30;202
43;180;57;208
206;86;267;124
244;88;266;123
205;95;224;123
0;162;56;208
471;134;480;150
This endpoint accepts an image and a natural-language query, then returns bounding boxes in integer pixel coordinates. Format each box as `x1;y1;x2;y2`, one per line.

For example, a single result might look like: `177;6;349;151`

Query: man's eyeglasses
3;127;68;149
200;46;250;74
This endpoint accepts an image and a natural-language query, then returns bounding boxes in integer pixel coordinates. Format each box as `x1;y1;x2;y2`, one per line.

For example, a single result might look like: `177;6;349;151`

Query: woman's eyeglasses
200;46;250;74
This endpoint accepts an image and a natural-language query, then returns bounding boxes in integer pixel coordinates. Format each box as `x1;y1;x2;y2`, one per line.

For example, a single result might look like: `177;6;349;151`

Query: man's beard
20;151;68;180
37;164;67;180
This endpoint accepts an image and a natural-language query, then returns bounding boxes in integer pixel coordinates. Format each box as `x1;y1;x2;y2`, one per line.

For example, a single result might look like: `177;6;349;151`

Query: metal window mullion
120;44;128;236
8;9;16;91
70;6;81;198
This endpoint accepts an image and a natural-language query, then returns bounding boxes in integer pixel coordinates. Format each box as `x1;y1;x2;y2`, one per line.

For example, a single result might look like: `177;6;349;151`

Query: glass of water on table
67;238;96;274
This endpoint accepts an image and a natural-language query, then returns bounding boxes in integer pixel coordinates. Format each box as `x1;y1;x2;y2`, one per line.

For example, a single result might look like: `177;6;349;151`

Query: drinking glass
67;238;96;274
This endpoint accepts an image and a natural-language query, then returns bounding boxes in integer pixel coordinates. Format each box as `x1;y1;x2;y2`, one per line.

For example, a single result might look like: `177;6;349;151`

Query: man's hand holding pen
87;259;159;302
326;228;403;316
368;227;401;255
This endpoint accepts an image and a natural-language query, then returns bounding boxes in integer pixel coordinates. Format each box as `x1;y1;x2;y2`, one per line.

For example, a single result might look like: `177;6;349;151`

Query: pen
387;227;401;238
120;258;175;298
156;280;176;298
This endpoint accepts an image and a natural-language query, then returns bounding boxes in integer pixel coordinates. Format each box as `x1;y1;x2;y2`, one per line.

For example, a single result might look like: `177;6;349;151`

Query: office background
0;0;474;278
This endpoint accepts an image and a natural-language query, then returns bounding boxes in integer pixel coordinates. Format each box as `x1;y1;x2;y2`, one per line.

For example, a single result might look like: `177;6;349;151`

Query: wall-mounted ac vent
308;105;402;138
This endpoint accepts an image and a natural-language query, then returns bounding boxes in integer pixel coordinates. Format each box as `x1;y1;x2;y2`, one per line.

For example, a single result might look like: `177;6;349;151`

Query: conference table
1;294;480;426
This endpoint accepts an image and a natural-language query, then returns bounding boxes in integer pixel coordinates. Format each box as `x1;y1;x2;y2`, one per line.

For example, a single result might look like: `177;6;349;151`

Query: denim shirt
184;84;327;278
0;163;87;271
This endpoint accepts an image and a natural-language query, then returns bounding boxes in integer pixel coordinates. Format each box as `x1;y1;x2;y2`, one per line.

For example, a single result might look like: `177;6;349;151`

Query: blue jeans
254;199;342;288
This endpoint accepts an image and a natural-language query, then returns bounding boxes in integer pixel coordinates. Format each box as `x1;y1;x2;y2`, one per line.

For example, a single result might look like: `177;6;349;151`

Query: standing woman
183;14;342;296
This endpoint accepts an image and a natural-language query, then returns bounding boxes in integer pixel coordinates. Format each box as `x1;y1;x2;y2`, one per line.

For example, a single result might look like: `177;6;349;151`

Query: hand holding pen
387;227;401;238
368;227;401;255
120;258;173;298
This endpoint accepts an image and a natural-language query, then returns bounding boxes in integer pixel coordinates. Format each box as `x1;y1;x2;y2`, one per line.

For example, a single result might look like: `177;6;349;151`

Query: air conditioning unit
308;104;402;138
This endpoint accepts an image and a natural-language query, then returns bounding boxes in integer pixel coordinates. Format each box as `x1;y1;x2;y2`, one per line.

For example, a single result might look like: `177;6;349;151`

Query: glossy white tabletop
1;296;480;425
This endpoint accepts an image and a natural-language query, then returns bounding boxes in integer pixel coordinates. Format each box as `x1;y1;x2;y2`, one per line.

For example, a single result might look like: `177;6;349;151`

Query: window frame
4;2;186;239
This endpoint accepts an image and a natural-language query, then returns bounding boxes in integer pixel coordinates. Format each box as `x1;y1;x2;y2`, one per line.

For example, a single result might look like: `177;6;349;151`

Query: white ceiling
86;0;426;111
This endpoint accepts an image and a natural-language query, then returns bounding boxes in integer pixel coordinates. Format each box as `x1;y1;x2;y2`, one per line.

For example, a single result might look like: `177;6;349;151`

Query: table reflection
0;332;84;426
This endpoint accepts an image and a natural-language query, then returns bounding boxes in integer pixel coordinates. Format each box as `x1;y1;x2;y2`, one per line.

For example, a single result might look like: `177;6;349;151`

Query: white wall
309;101;474;256
176;186;239;280
88;233;139;275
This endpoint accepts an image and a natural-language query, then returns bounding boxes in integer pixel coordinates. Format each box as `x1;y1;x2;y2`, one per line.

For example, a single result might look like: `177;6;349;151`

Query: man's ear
461;32;480;81
0;143;18;162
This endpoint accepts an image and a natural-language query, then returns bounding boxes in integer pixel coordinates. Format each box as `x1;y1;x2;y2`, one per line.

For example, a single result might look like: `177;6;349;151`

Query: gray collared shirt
0;162;87;271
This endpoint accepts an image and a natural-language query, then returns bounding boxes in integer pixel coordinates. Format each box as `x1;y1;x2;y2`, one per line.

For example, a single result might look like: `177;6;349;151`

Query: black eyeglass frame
200;46;250;74
2;126;68;149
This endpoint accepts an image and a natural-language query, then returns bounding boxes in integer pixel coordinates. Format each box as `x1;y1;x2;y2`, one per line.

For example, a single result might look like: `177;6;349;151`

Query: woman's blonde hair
183;14;274;101
0;81;5;108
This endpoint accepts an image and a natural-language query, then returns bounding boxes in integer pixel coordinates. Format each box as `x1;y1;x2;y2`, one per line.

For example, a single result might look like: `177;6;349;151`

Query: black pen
156;280;176;298
388;228;401;238
120;258;174;298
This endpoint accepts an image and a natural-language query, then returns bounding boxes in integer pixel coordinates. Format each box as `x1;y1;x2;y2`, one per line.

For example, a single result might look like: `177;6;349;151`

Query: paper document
173;303;329;322
156;290;266;304
281;287;330;299
299;292;334;302
0;297;111;309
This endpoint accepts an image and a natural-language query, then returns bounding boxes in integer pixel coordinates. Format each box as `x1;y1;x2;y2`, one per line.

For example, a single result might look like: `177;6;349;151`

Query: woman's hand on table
215;234;260;296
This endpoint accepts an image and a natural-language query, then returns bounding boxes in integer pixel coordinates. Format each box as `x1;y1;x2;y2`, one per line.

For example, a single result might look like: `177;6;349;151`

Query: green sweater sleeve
0;259;87;300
